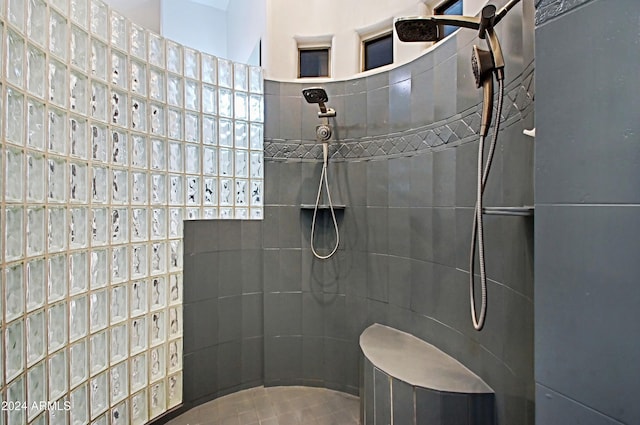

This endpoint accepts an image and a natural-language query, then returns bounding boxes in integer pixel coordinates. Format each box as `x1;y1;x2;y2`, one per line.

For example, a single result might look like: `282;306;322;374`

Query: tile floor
166;386;360;425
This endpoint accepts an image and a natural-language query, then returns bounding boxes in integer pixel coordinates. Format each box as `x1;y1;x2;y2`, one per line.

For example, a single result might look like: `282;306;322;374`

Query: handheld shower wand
395;0;520;330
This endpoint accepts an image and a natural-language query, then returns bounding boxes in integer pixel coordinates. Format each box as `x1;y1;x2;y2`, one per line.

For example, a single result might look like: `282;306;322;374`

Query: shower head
472;45;495;138
303;87;336;118
395;15;481;42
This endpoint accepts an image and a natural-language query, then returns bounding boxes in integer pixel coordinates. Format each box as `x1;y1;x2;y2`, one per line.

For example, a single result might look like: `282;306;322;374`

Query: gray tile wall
535;1;640;424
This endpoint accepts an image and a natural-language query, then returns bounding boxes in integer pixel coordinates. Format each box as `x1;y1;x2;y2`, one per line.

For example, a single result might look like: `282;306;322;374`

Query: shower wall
534;0;640;424
181;1;535;424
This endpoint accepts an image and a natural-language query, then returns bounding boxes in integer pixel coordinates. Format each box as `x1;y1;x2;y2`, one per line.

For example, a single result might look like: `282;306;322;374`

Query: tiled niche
0;0;264;423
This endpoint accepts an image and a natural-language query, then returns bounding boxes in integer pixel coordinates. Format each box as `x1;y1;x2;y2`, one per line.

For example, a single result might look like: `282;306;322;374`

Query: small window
434;0;464;40
299;48;330;78
363;32;393;72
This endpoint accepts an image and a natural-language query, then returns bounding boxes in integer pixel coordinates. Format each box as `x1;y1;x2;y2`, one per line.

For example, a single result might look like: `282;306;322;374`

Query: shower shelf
482;206;534;216
300;204;346;210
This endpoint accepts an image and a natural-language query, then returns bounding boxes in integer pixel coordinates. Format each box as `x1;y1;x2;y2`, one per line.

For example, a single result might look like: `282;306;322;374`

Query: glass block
28;0;47;46
70;117;88;158
5;147;24;201
112;400;128;425
26;310;45;366
49;0;66;13
169;175;183;205
202;84;217;115
48;301;67;352
148;32;164;67
203;177;217;205
48;157;67;202
183;47;199;79
5;319;24;381
250;94;264;122
111;50;127;88
149;67;164;101
89;333;108;381
130;317;146;355
48;254;67;302
130;354;148;393
48;107;67;154
70;385;89;425
131;209;148;241
7;376;26;425
130;23;146;59
235;150;248;177
48;349;68;400
91;81;108;121
6;30;25;88
185;145;199;174
70;26;89;70
27;45;46;98
218;58;232;88
168;373;183;408
167;74;182;107
90;39;108;80
168;142;183;173
111;130;128;165
49;10;68;60
90;127;107;164
131;60;147;96
249;66;263;93
93;414;108;425
110;10;127;50
218;118;232;147
111;208;128;244
131;389;148;425
131;135;148;169
149;380;166;419
236;178;248;205
5;206;24;261
91;208;108;245
235;120;249;148
5;88;25;145
90;290;108;333
151;208;166;239
70;341;88;387
90;249;108;289
69;251;88;295
185;79;199;111
150;242;166;275
220;148;233;176
151;174;166;205
8;0;26;30
168;338;182;372
70;72;88;114
131;172;147;205
69;296;87;342
27;99;46;150
184;207;198;220
149;276;165;311
26;259;45;311
203;115;217;145
169;274;182;305
169;306;182;337
202;53;217;84
250;152;263;178
90;372;108;419
71;0;88;28
90;0;108;39
203;208;217;219
111;246;128;283
166;40;182;74
70;162;88;203
5;263;24;322
250;123;264;150
111;169;129;204
149;345;164;380
150;103;165;135
203;147;217;176
47;206;67;253
235;91;248;120
131;244;147;277
28;207;46;257
111;89;128;127
251;180;263;206
27;362;46;420
110;324;128;364
220;179;233;206
169;208;182;237
185;113;199;143
110;284;127;324
235;208;248;219
234;63;248;91
130;281;147;317
219;88;233;118
168;108;182;140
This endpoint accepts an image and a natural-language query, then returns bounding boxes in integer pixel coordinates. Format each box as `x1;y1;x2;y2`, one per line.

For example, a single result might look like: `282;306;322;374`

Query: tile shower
0;0;263;424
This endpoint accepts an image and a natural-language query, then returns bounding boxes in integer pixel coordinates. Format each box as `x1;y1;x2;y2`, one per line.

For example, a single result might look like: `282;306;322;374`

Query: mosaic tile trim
264;66;534;162
535;0;593;26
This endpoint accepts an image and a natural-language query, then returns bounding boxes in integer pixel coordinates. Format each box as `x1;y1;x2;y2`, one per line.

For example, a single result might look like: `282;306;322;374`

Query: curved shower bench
360;324;495;425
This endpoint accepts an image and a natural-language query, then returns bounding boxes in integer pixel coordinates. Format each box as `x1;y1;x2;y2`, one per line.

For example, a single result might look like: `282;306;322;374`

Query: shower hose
470;78;505;331
311;143;340;260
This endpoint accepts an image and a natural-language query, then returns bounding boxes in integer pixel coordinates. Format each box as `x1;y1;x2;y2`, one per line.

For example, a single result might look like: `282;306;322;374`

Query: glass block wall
0;0;264;423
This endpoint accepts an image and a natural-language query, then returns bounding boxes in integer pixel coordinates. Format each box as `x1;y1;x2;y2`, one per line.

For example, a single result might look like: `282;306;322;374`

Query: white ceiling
190;0;229;10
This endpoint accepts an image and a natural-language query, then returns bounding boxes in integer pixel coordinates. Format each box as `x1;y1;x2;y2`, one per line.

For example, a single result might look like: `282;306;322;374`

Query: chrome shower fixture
303;87;336;118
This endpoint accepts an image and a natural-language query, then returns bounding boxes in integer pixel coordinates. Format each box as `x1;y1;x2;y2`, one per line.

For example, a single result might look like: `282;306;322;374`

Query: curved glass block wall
0;0;264;423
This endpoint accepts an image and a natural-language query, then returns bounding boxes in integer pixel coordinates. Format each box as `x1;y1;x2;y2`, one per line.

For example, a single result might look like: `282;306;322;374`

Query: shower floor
166;386;360;425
